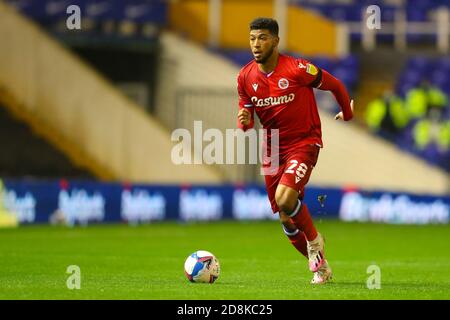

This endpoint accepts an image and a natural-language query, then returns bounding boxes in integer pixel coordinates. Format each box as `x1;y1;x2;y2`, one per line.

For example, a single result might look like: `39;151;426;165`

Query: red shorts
263;144;320;213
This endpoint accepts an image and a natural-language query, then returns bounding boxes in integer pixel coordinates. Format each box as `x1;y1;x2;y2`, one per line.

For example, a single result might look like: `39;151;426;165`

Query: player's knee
275;192;297;215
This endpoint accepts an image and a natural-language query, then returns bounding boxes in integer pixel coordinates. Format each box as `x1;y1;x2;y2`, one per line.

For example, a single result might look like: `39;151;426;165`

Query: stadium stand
0;1;221;183
1;0;448;192
397;56;450;96
4;0;167;39
293;0;449;24
292;0;450;44
4;0;167;112
363;55;449;172
0;103;93;179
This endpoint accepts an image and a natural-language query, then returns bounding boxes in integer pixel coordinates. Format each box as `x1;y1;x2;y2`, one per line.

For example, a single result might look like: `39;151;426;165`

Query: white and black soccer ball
184;250;220;283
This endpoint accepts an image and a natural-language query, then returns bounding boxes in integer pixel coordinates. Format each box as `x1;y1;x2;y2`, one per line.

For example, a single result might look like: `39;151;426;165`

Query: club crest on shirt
278;78;289;90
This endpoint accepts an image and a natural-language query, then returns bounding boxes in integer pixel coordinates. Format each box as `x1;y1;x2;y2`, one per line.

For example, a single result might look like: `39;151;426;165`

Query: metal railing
350;6;450;52
175;88;261;183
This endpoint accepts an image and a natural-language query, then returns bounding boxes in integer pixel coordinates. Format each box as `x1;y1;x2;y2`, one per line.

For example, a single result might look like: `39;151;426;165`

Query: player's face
249;30;278;64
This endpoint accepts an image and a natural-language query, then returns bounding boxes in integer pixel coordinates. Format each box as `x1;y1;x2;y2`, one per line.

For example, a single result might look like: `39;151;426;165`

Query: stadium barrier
0;179;448;226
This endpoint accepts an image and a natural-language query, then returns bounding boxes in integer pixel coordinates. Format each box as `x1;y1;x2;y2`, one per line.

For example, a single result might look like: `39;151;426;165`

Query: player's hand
238;108;251;126
334;99;354;120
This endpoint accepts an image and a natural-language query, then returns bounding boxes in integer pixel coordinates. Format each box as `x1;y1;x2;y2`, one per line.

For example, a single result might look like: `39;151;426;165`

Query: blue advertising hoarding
0;179;448;226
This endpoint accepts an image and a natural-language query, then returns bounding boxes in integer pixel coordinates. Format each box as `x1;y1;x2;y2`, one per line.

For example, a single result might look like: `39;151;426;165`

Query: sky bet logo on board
232;188;277;220
121;189;166;224
179;189;223;221
58;189;105;226
2;190;36;223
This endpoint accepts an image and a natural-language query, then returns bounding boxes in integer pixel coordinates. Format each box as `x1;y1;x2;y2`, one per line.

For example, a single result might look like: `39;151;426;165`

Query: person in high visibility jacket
365;94;387;132
412;118;433;150
365;91;410;139
406;80;448;119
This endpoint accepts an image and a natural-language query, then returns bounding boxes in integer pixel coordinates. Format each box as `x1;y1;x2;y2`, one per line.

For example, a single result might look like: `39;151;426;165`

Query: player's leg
279;210;308;258
276;183;326;274
264;171;308;258
275;145;327;273
275;185;317;241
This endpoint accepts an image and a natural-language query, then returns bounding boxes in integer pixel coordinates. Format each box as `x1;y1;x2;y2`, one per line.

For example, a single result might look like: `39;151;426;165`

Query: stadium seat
4;0;168;38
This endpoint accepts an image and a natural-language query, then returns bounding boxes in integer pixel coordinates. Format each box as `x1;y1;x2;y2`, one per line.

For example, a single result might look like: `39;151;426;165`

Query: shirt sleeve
237;72;255;131
294;58;322;88
317;69;353;121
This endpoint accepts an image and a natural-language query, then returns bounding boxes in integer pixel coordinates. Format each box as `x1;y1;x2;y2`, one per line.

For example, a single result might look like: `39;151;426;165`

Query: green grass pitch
0;220;449;299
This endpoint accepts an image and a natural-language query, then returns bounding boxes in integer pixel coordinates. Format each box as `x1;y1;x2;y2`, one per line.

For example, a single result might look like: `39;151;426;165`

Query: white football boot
307;233;325;272
311;259;333;285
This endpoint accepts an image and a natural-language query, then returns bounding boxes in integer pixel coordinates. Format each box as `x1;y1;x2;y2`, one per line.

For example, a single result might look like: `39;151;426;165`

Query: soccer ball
184;250;220;283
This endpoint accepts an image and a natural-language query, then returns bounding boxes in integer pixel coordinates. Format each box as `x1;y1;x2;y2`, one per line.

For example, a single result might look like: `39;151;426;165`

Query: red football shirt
237;54;323;158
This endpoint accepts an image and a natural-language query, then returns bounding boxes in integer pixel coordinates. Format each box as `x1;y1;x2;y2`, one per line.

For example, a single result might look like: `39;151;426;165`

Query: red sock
290;202;318;241
284;228;308;258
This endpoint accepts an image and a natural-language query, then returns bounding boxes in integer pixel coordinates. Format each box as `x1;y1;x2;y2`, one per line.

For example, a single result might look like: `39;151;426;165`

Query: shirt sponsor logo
278;78;289;89
251;93;295;107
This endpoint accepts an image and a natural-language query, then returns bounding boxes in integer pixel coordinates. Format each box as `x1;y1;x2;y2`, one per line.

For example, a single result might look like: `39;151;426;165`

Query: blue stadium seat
84;0;122;22
431;70;449;91
309;56;334;72
381;6;397;22
6;0;72;24
5;0;168;26
122;0;168;25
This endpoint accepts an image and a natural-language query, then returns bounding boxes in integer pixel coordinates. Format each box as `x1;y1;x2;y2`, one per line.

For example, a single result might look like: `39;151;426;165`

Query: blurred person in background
406;79;448;120
412;106;449;170
365;93;387;133
365;91;409;140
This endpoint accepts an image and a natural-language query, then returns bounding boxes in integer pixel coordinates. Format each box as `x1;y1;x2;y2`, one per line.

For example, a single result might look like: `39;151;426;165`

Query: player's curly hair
249;17;279;36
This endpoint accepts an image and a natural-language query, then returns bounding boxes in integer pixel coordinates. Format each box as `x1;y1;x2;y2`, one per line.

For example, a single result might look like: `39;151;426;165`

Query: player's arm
313;69;354;121
296;59;353;121
237;73;255;131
